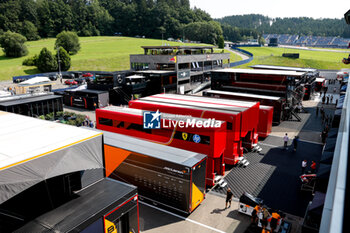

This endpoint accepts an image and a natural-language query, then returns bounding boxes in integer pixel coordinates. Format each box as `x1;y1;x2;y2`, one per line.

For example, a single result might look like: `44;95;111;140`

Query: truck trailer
100;130;208;213
96;106;225;186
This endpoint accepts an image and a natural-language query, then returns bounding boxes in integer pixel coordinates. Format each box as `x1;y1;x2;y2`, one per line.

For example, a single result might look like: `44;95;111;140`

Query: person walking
283;133;289;150
261;207;270;230
316;106;319;117
334;87;337;93
311;161;317;174
293;136;299;152
302;160;307;174
321;130;327;144
326;95;329;105
322;95;326;104
225;188;233;209
330;95;333;104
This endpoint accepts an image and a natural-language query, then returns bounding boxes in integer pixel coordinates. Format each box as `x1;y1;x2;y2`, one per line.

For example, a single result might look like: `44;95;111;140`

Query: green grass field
2;37;347;81
0;36;240;81
0;37;187;81
236;46;350;70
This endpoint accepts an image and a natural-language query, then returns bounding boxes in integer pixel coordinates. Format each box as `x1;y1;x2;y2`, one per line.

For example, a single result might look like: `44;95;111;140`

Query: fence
229;47;254;67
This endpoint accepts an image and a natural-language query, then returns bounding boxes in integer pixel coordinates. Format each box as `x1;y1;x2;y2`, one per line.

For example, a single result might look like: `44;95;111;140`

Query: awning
0;111;103;204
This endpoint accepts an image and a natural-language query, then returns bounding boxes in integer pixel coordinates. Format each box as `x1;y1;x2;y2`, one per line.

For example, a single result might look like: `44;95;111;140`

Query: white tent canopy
20;76;51;85
0;111;103;204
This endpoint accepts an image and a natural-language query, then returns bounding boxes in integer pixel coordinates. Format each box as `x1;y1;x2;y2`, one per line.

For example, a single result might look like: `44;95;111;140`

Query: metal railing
319;82;349;233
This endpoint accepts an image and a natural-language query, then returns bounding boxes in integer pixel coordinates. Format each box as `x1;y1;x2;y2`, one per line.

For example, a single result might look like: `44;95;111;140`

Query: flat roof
204;90;281;101
0;94;62;107
0;93;50;103
131;99;241;116
135;70;176;75
141;95;250;113
101;106;224;126
141;46;214;50
250;65;318;72
212;68;306;76
126;75;146;79
0;111;101;170
100;129;207;167
15;178;136;233
75;89;108;94
152;94;258;109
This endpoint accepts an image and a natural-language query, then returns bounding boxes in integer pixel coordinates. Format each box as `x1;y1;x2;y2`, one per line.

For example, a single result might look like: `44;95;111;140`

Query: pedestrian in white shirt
301;160;307;174
283;133;289;150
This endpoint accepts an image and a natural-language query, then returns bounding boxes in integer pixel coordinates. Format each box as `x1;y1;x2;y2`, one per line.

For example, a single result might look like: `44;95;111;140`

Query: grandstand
263;34;350;48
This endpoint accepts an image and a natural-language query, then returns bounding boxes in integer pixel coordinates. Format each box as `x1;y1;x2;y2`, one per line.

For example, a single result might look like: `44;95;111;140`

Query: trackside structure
130;46;230;93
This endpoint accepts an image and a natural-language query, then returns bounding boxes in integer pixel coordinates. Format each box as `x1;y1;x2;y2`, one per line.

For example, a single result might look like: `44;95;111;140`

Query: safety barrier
229;47;254;67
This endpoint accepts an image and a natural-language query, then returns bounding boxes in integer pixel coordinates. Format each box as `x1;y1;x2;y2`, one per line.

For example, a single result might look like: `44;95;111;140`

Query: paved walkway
139;192;251;233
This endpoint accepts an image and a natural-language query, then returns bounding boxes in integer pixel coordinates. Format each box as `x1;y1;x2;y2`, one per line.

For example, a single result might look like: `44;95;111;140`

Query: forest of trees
0;0;223;44
1;1;349;45
217;14;350;42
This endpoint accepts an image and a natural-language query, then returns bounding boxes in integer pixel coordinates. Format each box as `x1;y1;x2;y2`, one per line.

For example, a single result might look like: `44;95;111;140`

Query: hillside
217;14;350;38
0;36;238;81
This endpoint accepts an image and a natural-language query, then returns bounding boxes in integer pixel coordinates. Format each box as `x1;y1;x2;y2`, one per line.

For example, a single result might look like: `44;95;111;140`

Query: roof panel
153;94;258;108
204;90;282;100
0;111;101;170
99;130;206;167
141;96;249;113
0;95;61;107
212;68;306;76
134;99;241;115
250;65;317;72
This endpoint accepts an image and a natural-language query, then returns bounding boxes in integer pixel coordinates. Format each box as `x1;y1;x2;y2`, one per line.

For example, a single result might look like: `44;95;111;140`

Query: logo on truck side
143;110;161;129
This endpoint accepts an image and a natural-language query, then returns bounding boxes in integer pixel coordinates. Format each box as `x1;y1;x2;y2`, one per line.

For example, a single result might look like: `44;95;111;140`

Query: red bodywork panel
96;108;227;186
257;106;274;138
128;99;243;165
146;94;259;140
138;94;259;150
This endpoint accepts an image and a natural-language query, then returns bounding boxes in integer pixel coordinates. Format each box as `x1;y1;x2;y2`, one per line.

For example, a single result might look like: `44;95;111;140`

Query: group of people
82;116;95;128
301;160;317;175
225;188;283;232
251;203;282;233
321;93;337;105
283;133;299;152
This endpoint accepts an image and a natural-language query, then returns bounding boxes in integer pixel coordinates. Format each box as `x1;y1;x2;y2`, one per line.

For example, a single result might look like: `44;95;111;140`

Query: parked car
48;74;58;81
82;73;94;78
65;79;78;85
